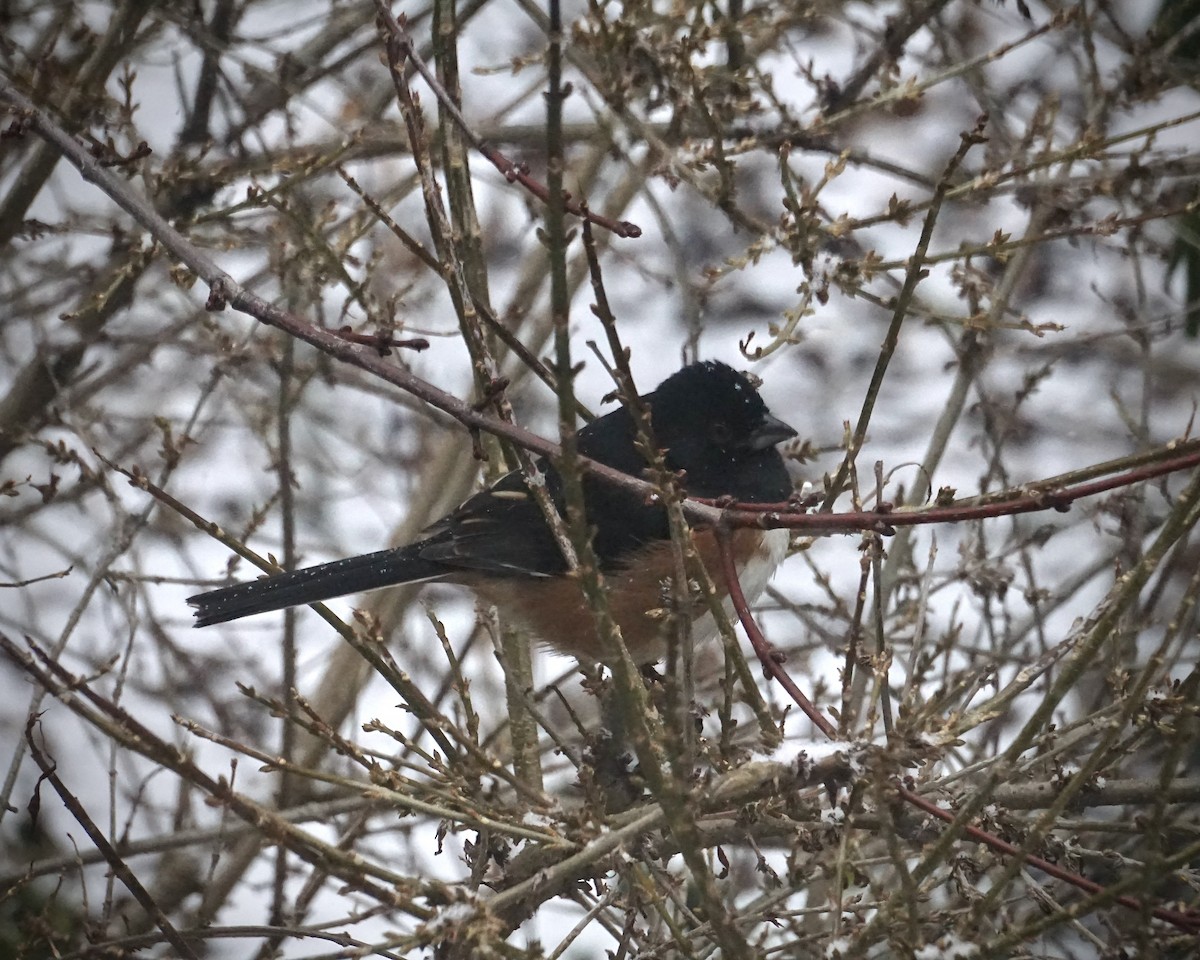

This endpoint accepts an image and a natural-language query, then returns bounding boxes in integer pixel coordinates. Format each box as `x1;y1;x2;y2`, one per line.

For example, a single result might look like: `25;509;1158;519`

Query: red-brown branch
713;444;1200;534
715;525;837;739
897;785;1200;933
713;531;1200;935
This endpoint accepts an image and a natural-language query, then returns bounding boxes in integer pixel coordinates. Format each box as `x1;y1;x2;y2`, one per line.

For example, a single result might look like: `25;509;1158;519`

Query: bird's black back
417;361;793;577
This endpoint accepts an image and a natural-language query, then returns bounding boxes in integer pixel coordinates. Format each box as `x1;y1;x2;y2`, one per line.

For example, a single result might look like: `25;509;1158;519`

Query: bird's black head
647;360;796;502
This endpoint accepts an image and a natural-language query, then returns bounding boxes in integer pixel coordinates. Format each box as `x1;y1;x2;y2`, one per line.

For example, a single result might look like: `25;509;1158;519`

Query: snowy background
2;1;1199;956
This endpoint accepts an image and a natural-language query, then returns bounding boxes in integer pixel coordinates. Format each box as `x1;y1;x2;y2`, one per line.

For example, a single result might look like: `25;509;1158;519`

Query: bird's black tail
188;547;444;627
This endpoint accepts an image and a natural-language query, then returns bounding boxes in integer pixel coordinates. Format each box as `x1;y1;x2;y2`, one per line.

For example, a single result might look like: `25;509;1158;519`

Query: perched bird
188;360;795;662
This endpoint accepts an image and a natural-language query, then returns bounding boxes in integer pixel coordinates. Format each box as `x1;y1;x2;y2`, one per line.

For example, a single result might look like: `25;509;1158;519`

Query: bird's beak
748;413;798;451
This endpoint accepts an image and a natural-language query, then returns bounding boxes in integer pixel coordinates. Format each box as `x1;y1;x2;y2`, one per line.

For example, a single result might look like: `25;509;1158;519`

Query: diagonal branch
25;718;201;960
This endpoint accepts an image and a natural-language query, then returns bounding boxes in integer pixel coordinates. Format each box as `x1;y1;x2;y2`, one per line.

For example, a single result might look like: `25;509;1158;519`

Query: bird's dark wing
415;469;568;578
415;402;679;578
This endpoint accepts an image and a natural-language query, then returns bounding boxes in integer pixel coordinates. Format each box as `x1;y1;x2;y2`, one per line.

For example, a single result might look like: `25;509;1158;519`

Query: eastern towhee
188;361;795;662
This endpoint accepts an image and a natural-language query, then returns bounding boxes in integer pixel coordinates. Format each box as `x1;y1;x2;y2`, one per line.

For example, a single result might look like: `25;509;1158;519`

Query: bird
188;360;796;663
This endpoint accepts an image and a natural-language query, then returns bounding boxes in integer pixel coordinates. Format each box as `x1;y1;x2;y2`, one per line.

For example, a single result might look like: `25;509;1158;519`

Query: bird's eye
711;421;733;446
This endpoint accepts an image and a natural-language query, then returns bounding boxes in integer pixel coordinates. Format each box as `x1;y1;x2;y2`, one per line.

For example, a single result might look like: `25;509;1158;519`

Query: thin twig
372;2;641;239
823;115;989;509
